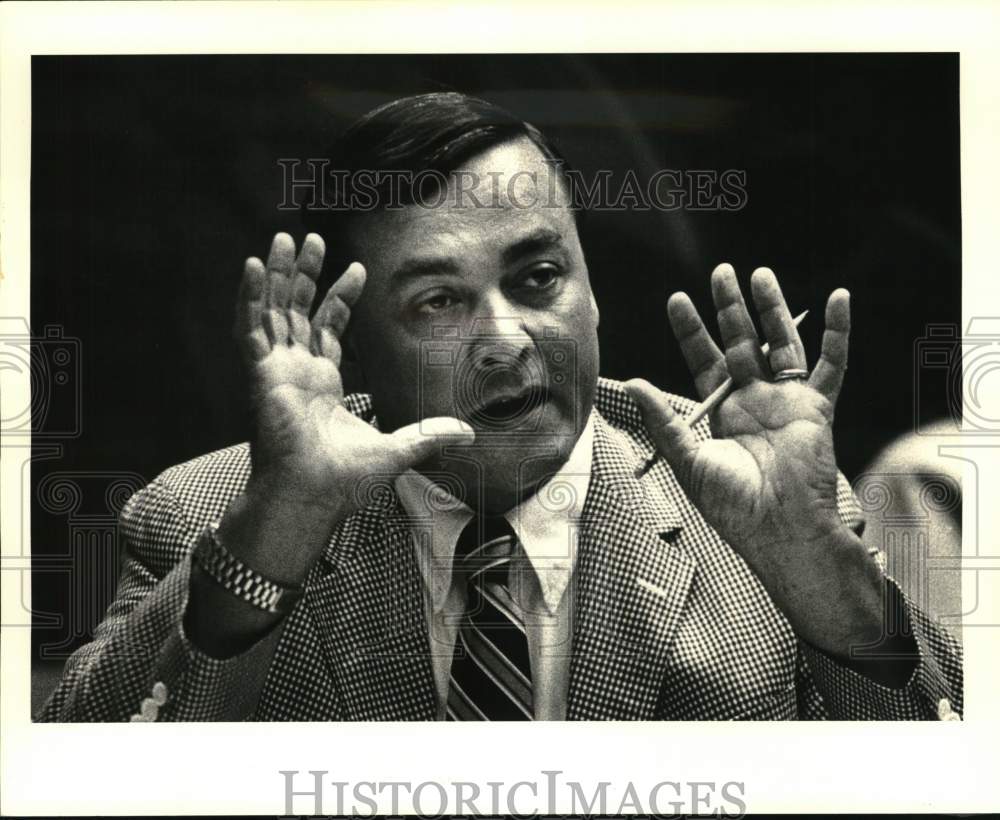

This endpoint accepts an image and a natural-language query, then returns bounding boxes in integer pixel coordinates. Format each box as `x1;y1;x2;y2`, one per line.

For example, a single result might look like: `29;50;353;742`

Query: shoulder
137;391;378;521
117;442;254;575
149;442;254;525
120;393;378;573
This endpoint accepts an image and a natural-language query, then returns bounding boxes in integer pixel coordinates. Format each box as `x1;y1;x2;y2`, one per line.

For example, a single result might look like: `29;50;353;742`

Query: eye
518;264;561;290
415;291;460;314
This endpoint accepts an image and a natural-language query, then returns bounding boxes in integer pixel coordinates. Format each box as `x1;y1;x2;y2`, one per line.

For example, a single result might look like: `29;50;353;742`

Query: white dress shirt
394;411;596;720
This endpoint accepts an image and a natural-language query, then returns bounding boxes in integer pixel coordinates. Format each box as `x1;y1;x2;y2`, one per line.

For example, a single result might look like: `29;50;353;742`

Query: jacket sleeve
797;580;963;720
36;477;283;722
793;473;964;720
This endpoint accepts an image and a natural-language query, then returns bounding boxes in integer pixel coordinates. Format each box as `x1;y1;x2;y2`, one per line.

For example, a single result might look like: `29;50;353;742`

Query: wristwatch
193;520;304;615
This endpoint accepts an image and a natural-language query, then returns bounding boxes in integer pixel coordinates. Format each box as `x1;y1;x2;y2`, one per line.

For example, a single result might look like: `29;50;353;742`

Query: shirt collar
395;411;596;616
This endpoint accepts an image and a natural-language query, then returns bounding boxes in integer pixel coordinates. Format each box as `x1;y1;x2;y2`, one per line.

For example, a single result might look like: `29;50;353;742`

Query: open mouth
467;385;549;430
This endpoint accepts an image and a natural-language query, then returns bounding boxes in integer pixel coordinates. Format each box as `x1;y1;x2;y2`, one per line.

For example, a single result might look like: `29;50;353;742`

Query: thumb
387;416;476;469
624;378;700;490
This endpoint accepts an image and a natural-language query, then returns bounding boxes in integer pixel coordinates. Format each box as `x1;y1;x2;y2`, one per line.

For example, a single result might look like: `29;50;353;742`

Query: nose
456;291;540;407
465;291;534;353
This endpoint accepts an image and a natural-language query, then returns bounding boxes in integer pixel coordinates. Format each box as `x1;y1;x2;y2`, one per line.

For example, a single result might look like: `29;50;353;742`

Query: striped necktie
446;515;534;720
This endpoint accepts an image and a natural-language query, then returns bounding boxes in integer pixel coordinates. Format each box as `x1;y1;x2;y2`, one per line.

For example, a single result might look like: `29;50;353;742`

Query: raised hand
236;233;475;517
190;231;478;607
625;264;885;655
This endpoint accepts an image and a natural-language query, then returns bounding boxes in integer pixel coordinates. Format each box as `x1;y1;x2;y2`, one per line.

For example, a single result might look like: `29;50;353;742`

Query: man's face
348;138;600;512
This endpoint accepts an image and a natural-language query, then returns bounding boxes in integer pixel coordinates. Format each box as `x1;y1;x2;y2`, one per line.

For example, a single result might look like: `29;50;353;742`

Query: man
40;92;962;721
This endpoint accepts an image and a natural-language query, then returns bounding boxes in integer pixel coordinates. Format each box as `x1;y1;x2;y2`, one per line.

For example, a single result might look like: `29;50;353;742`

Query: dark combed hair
302;91;581;281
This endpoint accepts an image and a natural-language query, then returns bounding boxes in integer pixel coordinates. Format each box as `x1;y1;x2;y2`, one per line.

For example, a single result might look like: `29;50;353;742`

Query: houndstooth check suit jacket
39;378;963;722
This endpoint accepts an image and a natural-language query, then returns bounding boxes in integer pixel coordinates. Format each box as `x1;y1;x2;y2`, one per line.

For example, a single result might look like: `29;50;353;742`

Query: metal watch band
194;520;304;615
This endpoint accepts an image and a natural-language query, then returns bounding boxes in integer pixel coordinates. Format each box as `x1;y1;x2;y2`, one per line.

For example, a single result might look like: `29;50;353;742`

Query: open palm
627;264;850;573
236;233;473;517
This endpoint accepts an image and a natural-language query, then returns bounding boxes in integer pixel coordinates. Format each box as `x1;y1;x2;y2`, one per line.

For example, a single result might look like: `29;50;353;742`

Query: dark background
29;54;961;672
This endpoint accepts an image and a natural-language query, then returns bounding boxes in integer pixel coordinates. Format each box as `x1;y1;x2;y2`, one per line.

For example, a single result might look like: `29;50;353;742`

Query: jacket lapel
567;414;696;720
300;393;697;721
306;491;438;721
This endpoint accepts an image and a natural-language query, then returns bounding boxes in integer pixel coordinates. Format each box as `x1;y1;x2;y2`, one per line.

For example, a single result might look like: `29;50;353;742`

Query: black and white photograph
2;1;998;816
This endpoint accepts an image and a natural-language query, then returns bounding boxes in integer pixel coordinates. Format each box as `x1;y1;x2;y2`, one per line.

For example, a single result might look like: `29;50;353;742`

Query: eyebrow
389;257;461;286
388;227;565;286
500;227;564;266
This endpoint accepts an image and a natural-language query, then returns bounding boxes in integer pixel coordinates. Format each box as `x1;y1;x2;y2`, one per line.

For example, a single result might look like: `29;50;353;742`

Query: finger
310;292;341;361
234;256;271;361
388;416;476;469
265;232;297;312
310;316;343;365
288;279;316;346
711;263;767;385
327;260;367;310
311;262;366;336
295;232;326;282
667;292;729;400
809;288;850;402
262;308;290;348
310;262;366;361
288;234;325;346
624;378;701;491
750;267;807;374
